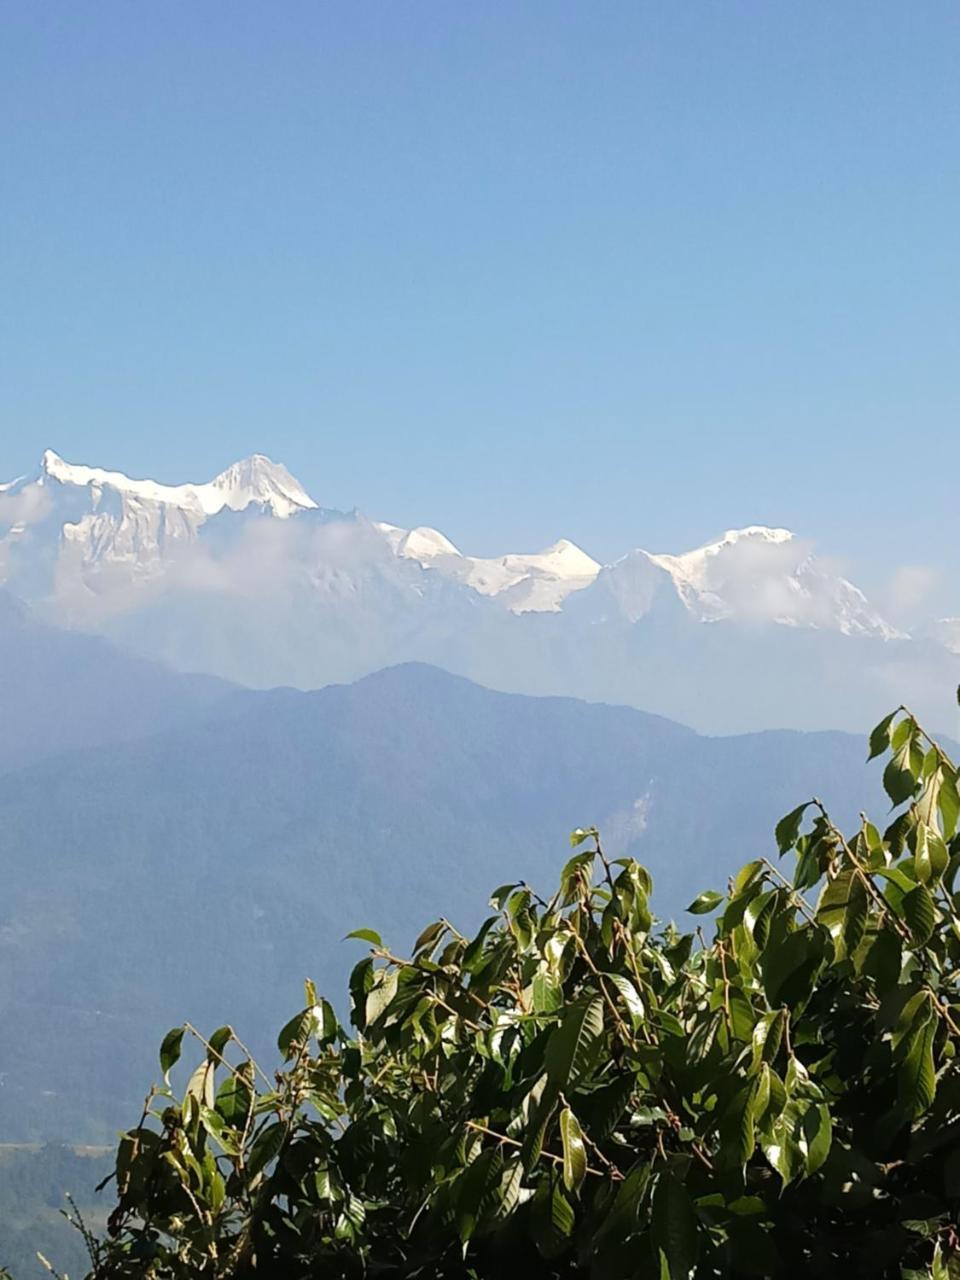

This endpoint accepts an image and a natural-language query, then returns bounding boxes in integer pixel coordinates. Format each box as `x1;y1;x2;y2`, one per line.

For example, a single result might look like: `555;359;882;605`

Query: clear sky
1;2;958;615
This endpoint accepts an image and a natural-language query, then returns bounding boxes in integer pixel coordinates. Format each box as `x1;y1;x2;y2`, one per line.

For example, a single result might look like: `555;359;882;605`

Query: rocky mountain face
1;450;957;732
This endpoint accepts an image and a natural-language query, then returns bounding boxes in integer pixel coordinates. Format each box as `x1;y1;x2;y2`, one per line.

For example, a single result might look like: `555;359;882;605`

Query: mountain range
0;603;920;1142
2;450;958;733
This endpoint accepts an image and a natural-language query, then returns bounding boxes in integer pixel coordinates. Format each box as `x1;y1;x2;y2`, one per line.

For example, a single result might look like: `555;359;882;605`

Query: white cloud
0;482;52;527
880;565;942;624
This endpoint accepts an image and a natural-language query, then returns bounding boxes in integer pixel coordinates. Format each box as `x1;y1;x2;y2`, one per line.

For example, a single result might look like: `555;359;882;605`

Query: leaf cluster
81;708;960;1279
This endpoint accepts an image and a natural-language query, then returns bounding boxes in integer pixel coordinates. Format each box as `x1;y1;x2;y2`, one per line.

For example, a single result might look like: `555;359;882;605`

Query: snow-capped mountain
0;448;897;631
378;522;602;613
584;526;900;638
1;449;956;732
0;450;324;613
39;448;317;519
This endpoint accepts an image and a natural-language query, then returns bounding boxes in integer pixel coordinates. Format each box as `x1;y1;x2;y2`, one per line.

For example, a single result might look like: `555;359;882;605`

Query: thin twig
760;859;817;924
464;1119;608;1179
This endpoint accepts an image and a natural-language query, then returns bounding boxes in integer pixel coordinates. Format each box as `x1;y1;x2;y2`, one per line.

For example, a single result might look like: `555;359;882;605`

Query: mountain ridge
2;449;958;733
0;659;902;1142
0;448;901;630
0;588;234;775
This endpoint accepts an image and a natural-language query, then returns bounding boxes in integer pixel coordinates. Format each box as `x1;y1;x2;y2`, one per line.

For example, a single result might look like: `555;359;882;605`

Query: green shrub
83;705;960;1278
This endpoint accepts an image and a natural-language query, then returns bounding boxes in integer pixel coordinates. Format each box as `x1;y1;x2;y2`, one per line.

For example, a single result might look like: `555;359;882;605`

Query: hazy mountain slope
0;664;894;1142
0;591;234;775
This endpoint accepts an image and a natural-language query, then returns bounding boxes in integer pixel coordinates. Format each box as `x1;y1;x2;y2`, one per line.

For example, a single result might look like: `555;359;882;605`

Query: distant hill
0;590;233;775
0;661;902;1142
0;1144;111;1280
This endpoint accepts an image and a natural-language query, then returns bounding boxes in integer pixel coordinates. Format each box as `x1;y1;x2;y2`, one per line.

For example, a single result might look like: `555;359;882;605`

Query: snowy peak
461;538;601;613
38;449;317;519
376;524;463;560
646;525;800;619
208;455;318;518
597;524;900;638
375;520;601;613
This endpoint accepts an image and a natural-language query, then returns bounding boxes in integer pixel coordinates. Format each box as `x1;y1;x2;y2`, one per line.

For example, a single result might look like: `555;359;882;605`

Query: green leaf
215;1064;253;1128
816;871;867;959
803;1103;832;1175
549;1178;575;1238
687;1011;722;1066
728;988;758;1042
761;1100;805;1186
559;852;594;903
575;1074;634;1140
762;928;825;1009
793;842;822;892
939;771;960;839
775;803;811;854
489;882;521;909
873;865;918;894
344;927;383;946
605;972;645;1027
533;972;563;1014
559;1107;587;1193
914;823;934;884
533;1178;575;1258
744;889;778;948
365;968;399;1027
687;889;723;915
545;997;604;1086
751;1010;786;1069
462;916;498;971
933;1240;949;1280
898;1014;937;1117
863;820;885;855
916;824;950;886
456;1147;503;1241
199;1103;228;1143
277;1007;317;1058
859;925;902;987
159;1026;185;1085
520;1076;560;1171
884;748;918;807
732;859;765;896
867;712;896;760
652;1171;700;1279
570;827;598;847
247;1121;284;1179
497;1158;524;1221
207;1025;233;1061
413;919;447;954
750;1063;772;1127
720;1085;757;1168
186;1060;215;1109
902;883;936;946
726;1195;766;1216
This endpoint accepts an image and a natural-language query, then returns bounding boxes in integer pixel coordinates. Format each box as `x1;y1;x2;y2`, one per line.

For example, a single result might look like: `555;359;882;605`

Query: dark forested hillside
0;661;912;1145
0;1144;111;1278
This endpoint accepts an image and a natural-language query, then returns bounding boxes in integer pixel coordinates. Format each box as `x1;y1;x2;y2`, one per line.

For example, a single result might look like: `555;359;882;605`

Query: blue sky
1;2;958;612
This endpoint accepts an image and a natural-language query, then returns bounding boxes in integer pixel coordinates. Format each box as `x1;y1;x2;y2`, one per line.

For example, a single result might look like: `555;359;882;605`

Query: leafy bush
81;705;960;1278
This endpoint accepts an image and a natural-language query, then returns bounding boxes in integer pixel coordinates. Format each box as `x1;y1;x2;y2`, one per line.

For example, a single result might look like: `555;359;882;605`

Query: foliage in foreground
78;704;960;1278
